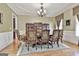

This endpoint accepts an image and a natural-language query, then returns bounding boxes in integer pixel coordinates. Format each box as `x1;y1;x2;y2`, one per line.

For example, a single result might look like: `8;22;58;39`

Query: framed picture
66;20;70;26
0;13;3;24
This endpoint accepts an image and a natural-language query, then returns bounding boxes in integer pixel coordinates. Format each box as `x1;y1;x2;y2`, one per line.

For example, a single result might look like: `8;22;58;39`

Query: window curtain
77;14;79;22
73;5;79;36
73;5;79;15
55;13;64;30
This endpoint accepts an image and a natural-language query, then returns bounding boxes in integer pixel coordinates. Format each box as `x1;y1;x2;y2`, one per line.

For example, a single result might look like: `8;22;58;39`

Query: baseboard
0;41;13;52
64;40;78;46
16;41;24;56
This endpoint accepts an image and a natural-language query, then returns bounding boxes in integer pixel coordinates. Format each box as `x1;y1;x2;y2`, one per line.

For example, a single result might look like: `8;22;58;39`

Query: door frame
12;13;18;40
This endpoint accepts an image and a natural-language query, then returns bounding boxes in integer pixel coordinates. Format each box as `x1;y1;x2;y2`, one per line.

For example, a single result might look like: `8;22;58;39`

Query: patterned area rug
17;42;70;56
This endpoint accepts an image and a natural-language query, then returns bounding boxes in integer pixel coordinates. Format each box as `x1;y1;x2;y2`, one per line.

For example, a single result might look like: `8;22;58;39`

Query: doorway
12;14;17;40
13;17;16;40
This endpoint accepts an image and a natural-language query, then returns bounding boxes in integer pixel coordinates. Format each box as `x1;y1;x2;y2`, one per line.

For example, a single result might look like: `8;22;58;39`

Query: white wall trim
16;41;24;56
0;31;13;51
12;13;18;30
63;31;78;45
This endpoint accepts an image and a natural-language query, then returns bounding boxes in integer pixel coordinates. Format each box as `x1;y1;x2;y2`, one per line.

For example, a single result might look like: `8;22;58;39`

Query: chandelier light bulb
37;11;40;14
44;10;46;13
40;9;42;12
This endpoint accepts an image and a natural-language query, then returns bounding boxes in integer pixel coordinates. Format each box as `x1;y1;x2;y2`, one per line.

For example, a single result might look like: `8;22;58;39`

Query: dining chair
51;29;60;47
59;30;63;43
41;30;51;48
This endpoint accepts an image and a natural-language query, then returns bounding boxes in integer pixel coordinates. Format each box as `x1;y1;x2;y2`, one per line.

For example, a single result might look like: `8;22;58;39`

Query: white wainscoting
63;31;78;45
0;31;13;51
18;30;79;45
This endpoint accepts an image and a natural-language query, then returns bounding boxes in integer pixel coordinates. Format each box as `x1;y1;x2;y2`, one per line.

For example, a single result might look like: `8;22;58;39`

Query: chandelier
37;3;46;17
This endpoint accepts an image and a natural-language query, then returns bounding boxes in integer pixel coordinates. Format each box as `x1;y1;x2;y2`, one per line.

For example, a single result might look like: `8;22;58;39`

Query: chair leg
41;43;42;49
47;42;49;48
51;42;53;48
27;43;29;51
61;37;63;43
57;41;59;47
36;44;37;50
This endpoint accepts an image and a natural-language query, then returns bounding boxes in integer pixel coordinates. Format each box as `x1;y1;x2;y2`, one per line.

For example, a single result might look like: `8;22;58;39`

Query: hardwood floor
0;40;19;56
0;40;79;56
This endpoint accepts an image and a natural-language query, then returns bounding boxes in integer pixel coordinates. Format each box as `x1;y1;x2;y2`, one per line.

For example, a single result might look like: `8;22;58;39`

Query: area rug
17;42;70;56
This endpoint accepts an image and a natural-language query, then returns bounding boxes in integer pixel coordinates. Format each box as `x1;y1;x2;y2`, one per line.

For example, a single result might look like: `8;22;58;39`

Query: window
56;19;63;29
75;15;79;36
59;19;63;29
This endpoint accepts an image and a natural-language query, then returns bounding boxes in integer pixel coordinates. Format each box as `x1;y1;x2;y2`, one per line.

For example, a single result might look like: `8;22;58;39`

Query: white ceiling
7;3;79;17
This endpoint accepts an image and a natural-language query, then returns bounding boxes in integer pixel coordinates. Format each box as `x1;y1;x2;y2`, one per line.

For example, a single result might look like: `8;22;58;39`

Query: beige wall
17;8;76;34
0;4;15;33
17;15;54;34
63;9;75;31
0;3;76;33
